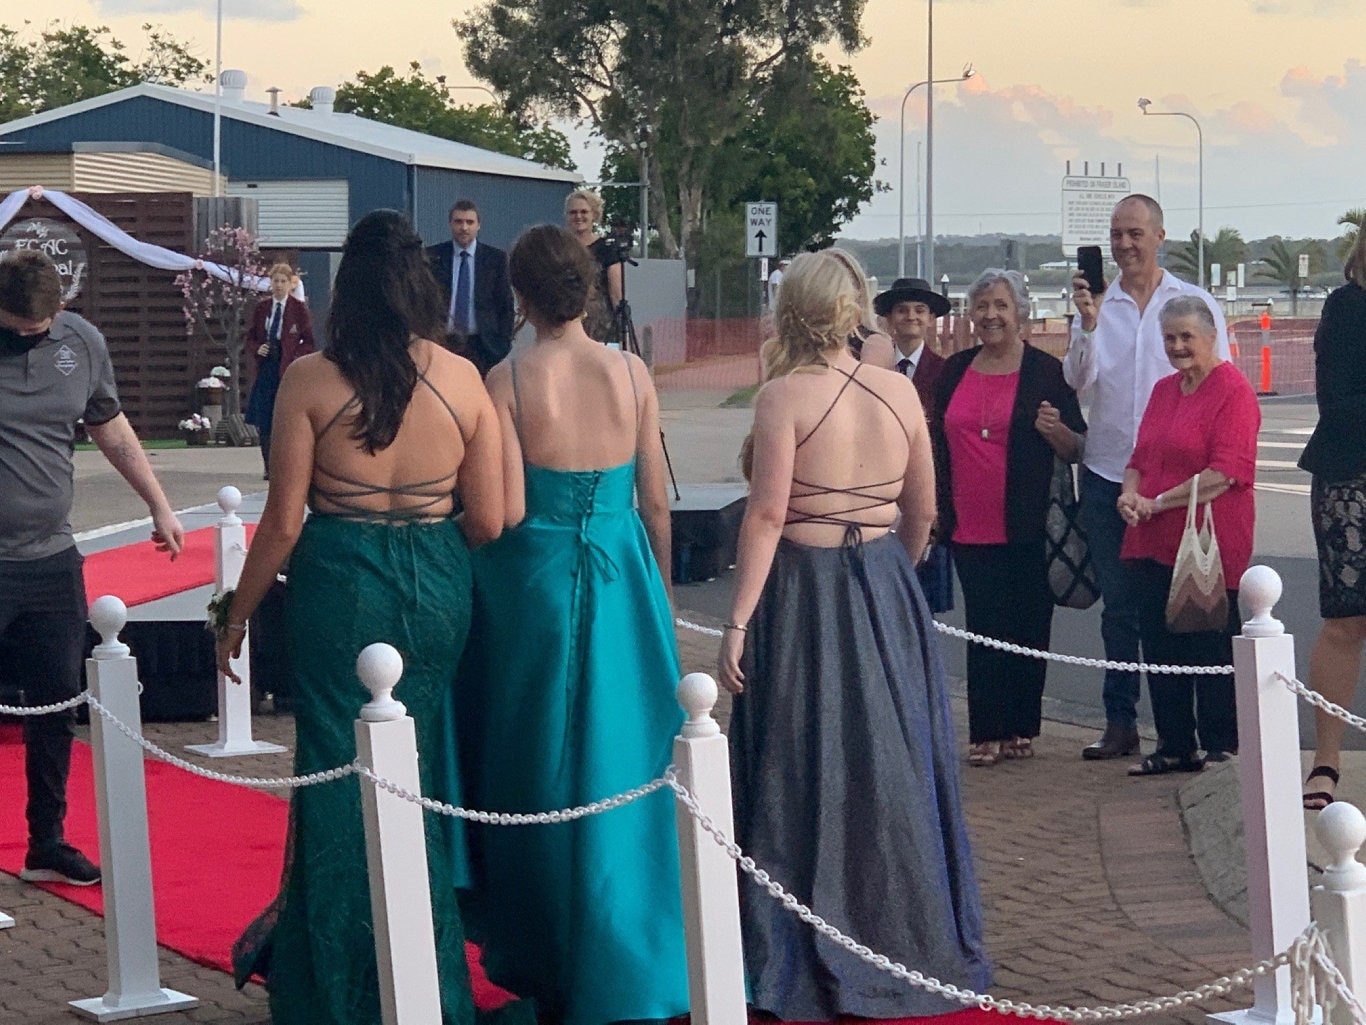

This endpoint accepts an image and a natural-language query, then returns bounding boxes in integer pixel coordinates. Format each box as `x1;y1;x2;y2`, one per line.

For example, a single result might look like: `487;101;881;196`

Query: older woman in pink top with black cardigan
1118;294;1259;776
931;269;1086;767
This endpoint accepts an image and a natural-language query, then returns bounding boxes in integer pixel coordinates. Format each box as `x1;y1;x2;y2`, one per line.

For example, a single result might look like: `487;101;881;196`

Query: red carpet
0;730;515;1009
82;524;258;608
0;728;1038;1022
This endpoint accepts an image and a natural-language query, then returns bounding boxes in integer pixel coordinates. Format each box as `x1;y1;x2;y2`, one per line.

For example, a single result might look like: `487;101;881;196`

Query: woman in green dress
458;224;689;1025
215;210;525;1025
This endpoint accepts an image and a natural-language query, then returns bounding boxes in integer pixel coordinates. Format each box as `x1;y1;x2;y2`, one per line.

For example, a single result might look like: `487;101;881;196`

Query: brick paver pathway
0;612;1252;1023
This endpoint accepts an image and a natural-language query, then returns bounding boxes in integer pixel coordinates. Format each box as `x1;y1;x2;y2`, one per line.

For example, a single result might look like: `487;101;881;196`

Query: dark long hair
325;210;446;453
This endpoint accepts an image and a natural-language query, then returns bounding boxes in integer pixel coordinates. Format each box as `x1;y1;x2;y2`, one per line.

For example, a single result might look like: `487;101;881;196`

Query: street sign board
1298;252;1310;279
746;202;777;258
1061;175;1131;255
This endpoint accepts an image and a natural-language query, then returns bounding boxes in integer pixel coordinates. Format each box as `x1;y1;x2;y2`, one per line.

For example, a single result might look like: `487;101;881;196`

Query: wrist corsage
206;589;243;642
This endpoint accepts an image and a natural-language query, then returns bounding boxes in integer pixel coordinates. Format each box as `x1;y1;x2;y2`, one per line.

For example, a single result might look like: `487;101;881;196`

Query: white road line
73;500;224;543
1255;482;1311;496
1256;441;1306;450
1256;459;1303;471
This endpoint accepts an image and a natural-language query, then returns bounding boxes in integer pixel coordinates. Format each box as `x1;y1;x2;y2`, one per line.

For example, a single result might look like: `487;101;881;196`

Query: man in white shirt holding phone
1065;194;1229;761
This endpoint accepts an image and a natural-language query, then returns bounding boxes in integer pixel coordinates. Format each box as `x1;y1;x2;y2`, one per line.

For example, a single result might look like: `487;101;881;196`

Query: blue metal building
0;73;581;260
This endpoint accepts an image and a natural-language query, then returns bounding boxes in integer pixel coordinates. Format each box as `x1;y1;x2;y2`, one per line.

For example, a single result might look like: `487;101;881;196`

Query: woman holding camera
565;189;623;345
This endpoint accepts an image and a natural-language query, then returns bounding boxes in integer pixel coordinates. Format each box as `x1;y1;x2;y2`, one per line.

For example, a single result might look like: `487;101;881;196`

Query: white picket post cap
1239;565;1284;637
218;485;243;525
1317;802;1366;893
358;643;407;722
90;595;130;658
677;672;720;739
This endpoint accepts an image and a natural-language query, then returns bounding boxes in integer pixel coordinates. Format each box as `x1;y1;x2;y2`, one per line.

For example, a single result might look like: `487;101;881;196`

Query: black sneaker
20;842;101;886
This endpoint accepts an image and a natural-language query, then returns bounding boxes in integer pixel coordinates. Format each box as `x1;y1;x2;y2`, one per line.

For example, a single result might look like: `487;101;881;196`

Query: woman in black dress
1300;227;1366;807
564;189;622;345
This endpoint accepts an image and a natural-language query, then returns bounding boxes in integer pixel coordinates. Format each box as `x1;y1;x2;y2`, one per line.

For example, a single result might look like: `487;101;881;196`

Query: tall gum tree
456;0;866;261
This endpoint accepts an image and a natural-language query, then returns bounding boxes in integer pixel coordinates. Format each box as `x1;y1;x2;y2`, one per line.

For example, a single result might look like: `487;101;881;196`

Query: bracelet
1154;492;1166;512
225;622;248;633
723;622;748;633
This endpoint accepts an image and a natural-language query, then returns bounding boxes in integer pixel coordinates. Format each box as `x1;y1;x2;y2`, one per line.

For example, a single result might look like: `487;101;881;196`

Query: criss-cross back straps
785;362;913;535
309;370;465;520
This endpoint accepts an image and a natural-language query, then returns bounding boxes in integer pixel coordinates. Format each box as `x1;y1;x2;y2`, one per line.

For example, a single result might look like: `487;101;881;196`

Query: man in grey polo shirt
0;250;184;886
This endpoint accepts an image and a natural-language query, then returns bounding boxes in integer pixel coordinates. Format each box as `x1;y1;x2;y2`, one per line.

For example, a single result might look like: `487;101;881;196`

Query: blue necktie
268;302;283;344
453;250;471;335
898;356;913;377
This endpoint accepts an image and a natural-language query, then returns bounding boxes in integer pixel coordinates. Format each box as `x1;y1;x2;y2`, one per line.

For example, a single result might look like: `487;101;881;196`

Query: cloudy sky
21;0;1366;246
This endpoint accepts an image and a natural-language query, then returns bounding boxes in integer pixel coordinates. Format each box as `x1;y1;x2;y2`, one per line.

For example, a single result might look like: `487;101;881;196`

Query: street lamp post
1138;97;1204;290
212;0;222;197
897;64;974;278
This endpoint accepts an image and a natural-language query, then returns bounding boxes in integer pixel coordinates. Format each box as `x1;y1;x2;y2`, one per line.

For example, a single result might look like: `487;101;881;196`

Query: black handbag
1044;457;1101;609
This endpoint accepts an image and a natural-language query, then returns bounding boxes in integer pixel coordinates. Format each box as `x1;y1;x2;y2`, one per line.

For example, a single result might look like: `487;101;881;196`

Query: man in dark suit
873;277;953;612
872;277;949;409
426;199;514;377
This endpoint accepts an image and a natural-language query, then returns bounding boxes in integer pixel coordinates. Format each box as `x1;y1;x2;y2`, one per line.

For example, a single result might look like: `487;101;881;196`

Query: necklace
976;369;1013;440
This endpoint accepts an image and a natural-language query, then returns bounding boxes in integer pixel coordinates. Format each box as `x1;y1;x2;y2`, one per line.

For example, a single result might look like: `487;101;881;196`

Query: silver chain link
675;617;1236;675
0;694;90;715
84;695;355;790
665;770;1361;1022
353;763;670;823
1279;672;1366;733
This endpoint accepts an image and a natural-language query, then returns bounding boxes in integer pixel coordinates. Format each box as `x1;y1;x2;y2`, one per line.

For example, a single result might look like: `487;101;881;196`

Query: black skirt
1312;473;1366;618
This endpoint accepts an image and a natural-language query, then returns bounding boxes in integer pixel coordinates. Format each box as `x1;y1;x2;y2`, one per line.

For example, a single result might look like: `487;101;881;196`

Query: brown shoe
1082;723;1140;760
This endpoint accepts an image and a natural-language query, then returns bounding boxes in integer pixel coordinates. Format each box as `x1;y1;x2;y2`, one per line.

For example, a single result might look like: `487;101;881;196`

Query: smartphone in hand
1078;245;1106;296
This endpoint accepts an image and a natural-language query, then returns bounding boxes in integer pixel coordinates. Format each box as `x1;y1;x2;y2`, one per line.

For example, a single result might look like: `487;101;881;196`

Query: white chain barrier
675;617;1236;676
663;770;1364;1023
84;695;356;790
1278;671;1366;734
353;763;670;824
10;670;1365;1021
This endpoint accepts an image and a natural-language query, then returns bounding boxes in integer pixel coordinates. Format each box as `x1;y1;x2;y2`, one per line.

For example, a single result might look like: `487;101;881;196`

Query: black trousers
1131;558;1239;757
953;541;1054;743
0;547;86;847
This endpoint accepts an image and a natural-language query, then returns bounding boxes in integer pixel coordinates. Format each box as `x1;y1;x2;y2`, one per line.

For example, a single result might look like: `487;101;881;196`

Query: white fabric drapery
0;186;269;291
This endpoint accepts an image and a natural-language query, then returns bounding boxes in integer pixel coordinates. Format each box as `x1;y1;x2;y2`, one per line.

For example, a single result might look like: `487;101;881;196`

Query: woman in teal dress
459;224;689;1025
215;210;527;1025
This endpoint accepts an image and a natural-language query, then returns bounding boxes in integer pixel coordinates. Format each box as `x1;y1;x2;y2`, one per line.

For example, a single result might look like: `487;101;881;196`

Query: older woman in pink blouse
1118;295;1259;775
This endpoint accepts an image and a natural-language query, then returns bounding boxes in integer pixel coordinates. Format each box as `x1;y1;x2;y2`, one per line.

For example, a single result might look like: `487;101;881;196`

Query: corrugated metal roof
0;83;581;184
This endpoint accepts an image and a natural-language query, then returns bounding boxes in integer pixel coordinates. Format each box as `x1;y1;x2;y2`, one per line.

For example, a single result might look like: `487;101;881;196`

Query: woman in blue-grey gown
457;224;689;1025
718;249;991;1019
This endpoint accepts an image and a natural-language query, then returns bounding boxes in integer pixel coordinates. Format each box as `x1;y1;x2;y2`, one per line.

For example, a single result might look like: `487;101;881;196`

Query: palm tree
1256;237;1325;315
1166;227;1246;286
1338;209;1365;262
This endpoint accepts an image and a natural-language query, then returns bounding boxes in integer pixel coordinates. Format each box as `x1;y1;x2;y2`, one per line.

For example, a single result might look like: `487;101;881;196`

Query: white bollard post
186;485;286;758
1210;566;1312;1025
1312;802;1366;1024
71;596;199;1022
672;672;747;1025
354;643;442;1025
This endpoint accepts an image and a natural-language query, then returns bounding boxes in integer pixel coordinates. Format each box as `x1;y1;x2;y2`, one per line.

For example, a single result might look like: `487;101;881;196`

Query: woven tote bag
1164;474;1229;634
1044;458;1100;609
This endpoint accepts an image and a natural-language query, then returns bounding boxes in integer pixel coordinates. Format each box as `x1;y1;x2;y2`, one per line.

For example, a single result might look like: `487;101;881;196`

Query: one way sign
746;201;777;258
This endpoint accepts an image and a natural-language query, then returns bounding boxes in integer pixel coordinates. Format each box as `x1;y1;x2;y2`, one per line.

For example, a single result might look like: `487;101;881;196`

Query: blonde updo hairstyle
760;250;861;381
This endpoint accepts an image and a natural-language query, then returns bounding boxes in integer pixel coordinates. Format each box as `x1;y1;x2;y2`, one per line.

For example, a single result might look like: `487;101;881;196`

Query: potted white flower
178;413;214;446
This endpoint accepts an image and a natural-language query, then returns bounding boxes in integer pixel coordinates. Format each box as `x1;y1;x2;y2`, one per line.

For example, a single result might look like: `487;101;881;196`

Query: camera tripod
610;263;680;501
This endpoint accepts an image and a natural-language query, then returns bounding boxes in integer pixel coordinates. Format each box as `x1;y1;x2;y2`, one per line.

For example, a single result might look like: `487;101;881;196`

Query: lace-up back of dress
785;363;911;545
309;371;466;520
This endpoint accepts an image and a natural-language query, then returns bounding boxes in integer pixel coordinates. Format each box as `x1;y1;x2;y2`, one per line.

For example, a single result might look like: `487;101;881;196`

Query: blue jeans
1078;467;1142;727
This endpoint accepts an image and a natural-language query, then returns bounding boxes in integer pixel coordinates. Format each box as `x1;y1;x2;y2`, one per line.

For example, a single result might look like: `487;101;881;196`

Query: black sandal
1128;752;1204;776
1303;766;1340;810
